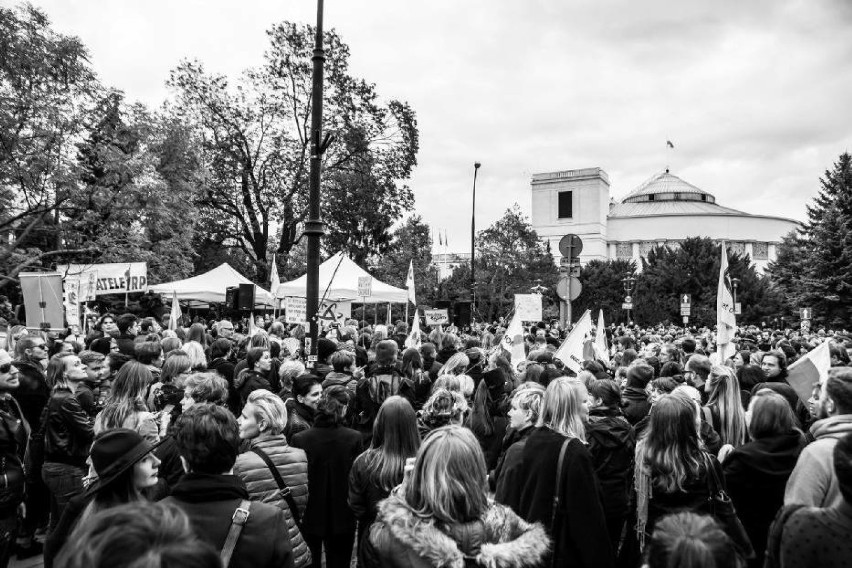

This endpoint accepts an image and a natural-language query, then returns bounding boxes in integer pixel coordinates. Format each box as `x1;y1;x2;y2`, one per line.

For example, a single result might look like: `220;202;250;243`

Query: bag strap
550;437;572;567
251;447;304;532
221;499;251;568
701;452;723;495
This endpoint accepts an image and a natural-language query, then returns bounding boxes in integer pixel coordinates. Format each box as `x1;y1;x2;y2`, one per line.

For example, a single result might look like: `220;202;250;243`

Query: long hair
537;377;587;442
438;353;469;377
186;323;208;348
404;426;488;523
364;396;420;492
639;391;703;493
47;353;75;390
468;380;495;437
96;362;152;432
161;353;191;385
748;389;798;441
706;365;747;447
401;348;423;379
77;468;143;528
646;512;743;568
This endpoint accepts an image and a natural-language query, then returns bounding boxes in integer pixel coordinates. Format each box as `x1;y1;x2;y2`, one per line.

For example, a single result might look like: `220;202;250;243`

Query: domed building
530;167;799;273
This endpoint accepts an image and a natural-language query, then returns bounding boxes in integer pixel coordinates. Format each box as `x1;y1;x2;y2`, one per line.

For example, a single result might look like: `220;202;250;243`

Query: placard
284;297;307;324
358;276;372;297
56;263;148;296
514;294;543;322
424;309;449;326
19;272;64;331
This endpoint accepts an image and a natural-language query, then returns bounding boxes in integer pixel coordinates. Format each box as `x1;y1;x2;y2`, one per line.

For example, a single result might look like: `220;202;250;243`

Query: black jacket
284;400;314;441
162;473;294;568
0;395;28;513
620;387;650;425
586;407;635;520
234;369;272;410
209;357;239;413
496;427;614;568
43;387;94;468
723;431;805;568
291;419;363;536
491;424;534;491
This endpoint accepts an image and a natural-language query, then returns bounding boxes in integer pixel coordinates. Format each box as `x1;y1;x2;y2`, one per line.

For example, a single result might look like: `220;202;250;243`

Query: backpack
367;369;402;405
763;503;807;568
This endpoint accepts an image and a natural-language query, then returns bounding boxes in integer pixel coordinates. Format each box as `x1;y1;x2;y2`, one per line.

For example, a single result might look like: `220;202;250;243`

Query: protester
497;377;614;567
761;350;788;382
348;396;420;556
291;386;362;568
94;361;158;443
644;512;745;568
466;380;508;471
621;364;654;425
41;353;95;533
0;349;28;568
492;383;544;492
54;501;220;568
721;389;805;568
771;431;852;568
234;348;273;410
161;404;294;568
285;374;321;439
362;426;550;567
416;388;467;438
44;429;163;568
785;367;852;506
703;365;748;449
234;389;310;568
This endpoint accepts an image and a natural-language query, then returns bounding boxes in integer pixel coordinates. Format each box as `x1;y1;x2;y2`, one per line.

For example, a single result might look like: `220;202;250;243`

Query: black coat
161;473;294;568
291;420;363;536
723;431;805;568
620;387;650;425
11;359;49;432
43;387;94;468
496;427;614;568
0;396;28;513
586;407;635;521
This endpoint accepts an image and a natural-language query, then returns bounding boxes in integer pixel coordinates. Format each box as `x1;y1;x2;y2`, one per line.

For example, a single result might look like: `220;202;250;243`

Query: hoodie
784;414;852;508
586;407;636;520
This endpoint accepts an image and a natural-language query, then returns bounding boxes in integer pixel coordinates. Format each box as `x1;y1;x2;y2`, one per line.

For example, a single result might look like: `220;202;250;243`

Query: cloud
30;0;852;245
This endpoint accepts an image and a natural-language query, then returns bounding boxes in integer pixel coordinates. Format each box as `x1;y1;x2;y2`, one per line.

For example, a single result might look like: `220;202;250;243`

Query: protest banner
56;262;148;296
19;272;65;331
514;294;543;322
424;309;449;326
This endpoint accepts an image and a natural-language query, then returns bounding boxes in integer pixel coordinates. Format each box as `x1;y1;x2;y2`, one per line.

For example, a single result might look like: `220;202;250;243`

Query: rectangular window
558;191;573;218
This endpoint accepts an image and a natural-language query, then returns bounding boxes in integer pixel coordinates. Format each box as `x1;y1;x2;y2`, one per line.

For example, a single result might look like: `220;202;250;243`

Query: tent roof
276;253;408;303
149;263;273;307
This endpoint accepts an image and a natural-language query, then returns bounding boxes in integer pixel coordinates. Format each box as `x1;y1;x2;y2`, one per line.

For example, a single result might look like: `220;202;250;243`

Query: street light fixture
622;275;636;324
470;162;481;323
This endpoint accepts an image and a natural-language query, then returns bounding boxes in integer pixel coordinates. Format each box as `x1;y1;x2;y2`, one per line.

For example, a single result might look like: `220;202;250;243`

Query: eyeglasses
0;363;14;374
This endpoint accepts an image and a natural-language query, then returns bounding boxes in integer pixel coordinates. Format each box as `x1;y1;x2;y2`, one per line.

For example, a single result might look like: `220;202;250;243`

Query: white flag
716;242;737;362
168;291;181;331
554;310;592;374
269;255;280;298
786;339;831;404
405;310;422;349
501;311;527;370
406;261;416;305
594;309;610;366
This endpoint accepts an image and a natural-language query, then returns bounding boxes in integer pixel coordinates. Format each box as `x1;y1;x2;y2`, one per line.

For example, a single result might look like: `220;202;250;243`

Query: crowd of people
0;311;850;567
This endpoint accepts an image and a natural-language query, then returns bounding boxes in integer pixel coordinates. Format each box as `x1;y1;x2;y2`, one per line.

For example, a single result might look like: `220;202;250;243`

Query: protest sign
514;294;543;322
424;309;449;326
56;263;148;296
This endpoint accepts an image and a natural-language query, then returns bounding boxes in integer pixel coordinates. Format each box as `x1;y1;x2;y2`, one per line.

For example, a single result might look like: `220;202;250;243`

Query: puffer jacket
43;387;94;468
785;413;852;507
234;434;310;568
362;492;550;568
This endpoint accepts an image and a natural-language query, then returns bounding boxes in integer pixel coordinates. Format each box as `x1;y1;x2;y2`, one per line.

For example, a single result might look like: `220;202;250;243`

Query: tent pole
405;302;409;329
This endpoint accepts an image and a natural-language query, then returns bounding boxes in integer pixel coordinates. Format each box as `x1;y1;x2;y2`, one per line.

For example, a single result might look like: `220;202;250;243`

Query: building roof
621;170;715;204
609;200;751;218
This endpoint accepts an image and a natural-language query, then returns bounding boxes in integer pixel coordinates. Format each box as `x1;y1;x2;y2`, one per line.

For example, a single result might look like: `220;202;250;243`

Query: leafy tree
769;152;852;327
573;259;637;325
168;22;418;282
633;237;780;327
370;215;437;308
0;4;98;289
447;205;558;322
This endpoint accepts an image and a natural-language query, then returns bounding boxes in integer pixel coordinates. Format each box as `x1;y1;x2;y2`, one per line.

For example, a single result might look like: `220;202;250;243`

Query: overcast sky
25;0;852;251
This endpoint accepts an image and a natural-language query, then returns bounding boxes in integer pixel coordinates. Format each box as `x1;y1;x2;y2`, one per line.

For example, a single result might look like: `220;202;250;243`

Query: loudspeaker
225;287;238;310
453;301;472;328
236;284;255;311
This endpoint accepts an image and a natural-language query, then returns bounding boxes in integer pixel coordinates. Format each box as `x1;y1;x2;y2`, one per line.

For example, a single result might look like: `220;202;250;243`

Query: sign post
358;276;372;321
557;234;584;328
680;294;691;326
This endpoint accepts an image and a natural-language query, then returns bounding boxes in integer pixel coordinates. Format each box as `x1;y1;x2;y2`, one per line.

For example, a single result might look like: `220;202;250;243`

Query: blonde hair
706;365;747;447
438;353;469;377
512;383;545;425
182;341;207;370
537;377;587;442
245;389;288;435
404;426;488;523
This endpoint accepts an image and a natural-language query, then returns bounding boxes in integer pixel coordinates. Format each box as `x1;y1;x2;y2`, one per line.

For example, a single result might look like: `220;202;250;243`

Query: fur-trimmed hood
369;493;549;568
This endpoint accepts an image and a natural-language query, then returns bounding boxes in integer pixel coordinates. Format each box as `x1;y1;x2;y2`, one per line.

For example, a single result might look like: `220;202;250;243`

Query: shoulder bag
221;499;251;568
252;447;304;532
701;452;755;560
549;437;572;568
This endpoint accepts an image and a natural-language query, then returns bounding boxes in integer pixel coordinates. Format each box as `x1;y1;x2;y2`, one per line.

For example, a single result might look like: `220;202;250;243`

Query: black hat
84;429;163;497
317;338;337;361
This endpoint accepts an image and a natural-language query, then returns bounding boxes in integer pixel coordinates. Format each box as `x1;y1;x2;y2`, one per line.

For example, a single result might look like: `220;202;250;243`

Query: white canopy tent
149;263;274;307
276;252;408;303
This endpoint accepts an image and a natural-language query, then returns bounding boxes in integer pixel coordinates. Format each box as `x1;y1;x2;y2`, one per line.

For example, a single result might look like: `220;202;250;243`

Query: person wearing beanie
44;429;164;568
314;338;337;380
621;364;654;425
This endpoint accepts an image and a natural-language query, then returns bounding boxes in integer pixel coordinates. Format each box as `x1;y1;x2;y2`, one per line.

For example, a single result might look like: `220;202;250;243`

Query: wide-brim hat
83;428;165;498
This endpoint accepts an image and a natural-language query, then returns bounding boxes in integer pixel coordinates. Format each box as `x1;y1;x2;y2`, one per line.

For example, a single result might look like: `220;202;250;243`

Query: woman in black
292;386;363;568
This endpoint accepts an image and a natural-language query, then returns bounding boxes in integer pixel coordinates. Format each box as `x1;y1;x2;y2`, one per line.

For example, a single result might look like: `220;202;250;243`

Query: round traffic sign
569;277;582;301
556;277;570;301
624;295;632;304
558;234;583;258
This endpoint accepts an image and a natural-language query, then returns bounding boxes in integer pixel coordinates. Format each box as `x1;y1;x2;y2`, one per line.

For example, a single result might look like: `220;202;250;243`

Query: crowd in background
0;311;850;567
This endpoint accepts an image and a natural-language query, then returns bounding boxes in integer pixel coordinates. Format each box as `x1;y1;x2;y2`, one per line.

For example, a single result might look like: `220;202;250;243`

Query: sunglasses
0;363;13;374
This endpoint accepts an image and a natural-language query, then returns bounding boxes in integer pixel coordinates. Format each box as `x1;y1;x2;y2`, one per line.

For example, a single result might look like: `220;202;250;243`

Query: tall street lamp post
470;162;481;325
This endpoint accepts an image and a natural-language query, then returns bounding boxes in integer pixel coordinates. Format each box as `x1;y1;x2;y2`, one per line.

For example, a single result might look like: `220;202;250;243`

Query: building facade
530;167;799;273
